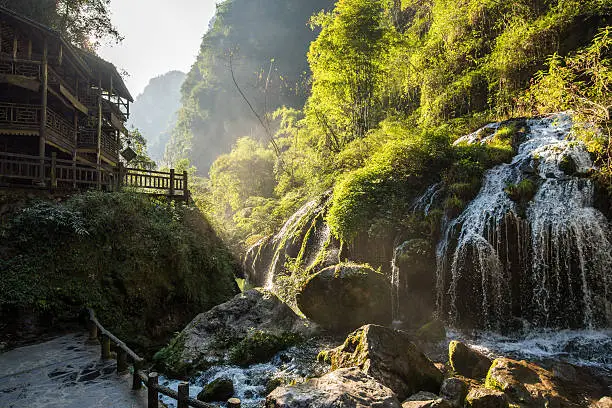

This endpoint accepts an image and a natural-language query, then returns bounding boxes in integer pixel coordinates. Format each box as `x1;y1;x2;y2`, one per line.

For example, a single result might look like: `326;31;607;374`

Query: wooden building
0;6;132;188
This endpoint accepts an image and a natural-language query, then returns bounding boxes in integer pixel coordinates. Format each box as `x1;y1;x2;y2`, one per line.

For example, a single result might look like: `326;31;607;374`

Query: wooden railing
86;309;241;408
123;167;189;200
0;152;190;200
0;57;41;79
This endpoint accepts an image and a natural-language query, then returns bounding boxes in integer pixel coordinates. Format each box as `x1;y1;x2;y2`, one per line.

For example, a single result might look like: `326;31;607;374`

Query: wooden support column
183;171;189;201
101;334;111;360
27;39;32;60
12;36;17;60
177;382;189;408
132;360;143;390
38;39;48;184
148;372;159;408
96;77;102;190
117;350;128;374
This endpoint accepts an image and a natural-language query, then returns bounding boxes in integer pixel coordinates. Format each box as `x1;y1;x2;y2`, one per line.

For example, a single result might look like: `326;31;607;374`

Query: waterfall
436;113;612;331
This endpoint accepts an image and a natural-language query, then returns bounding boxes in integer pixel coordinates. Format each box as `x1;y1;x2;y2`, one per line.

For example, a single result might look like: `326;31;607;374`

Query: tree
0;0;121;49
123;128;156;170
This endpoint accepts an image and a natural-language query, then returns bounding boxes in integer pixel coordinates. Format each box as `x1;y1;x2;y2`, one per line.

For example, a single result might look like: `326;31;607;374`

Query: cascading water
436;113;612;331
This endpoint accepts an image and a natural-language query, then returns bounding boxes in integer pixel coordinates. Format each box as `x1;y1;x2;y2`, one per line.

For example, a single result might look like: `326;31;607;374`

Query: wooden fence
86;309;242;408
0;152;189;201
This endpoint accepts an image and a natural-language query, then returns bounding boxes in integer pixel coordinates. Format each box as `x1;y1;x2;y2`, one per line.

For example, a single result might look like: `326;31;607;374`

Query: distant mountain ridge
129;71;186;163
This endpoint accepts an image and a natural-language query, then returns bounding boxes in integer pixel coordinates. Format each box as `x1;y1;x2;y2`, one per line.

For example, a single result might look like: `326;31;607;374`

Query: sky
98;0;218;99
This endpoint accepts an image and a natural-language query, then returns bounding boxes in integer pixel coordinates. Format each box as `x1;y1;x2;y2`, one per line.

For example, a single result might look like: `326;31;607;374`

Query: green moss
484;359;504;391
228;330;302;367
559;155;578;176
152;332;194;378
505;179;537;202
415;320;446;343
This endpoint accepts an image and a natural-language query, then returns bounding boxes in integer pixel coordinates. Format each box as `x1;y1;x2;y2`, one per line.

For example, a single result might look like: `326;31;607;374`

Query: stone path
0;333;147;408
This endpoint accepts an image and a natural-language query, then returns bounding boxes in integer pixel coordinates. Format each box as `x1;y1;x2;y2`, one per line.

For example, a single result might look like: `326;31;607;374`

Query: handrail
85;308;239;408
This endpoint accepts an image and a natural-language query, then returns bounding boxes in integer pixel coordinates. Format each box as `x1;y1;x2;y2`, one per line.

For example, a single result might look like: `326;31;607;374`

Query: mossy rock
415;319;446;343
448;341;492;379
228;330;301;367
296;263;391;332
197;377;234;402
465;387;509;408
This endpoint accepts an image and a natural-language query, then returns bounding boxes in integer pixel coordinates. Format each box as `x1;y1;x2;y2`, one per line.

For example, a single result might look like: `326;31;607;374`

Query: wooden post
132;360;143;390
116;162;124;191
96;78;102;190
12;37;17;60
101;334;111;360
228;398;241;408
183;171;188;201
87;320;98;344
177;382;189;408
27;39;32;60
117;349;128;374
148;372;159;408
169;168;175;196
38;39;48;185
50;152;57;188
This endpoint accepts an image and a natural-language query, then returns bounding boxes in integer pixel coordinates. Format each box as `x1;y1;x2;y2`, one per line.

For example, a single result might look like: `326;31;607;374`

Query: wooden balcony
77;127;119;163
0;103;75;152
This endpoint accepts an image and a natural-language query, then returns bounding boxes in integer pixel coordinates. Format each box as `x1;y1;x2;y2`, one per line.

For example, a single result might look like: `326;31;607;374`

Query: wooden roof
0;6;133;102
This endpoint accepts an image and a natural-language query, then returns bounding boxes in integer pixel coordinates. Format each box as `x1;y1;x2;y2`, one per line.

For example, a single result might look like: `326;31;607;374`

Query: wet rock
324;324;443;400
296;264;392;332
266;367;401;408
439;377;469;407
153;289;316;377
485;358;586;407
415;320;446;343
197;377;234;402
448;341;492;379
593;397;612;407
402;391;451;408
465;387;509;408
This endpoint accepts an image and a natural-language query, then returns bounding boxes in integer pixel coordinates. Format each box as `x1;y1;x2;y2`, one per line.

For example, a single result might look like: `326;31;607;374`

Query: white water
436;114;612;330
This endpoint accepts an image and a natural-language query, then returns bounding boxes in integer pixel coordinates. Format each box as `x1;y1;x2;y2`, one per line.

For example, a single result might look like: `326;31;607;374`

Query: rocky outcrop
266;367;401;408
323;325;443;400
448;341;492;379
465;387;509;408
153;289;316;377
296;264;392;332
402;392;452;408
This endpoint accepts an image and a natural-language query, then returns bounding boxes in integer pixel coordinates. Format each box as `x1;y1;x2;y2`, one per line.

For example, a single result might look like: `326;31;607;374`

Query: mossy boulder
402;392;452;408
440;377;469;408
197;378;234;402
154;289;316;377
323;324;443;400
415;320;446;343
448;341;492;379
266;367;401;408
296;263;392;332
485;358;606;407
465;387;509;408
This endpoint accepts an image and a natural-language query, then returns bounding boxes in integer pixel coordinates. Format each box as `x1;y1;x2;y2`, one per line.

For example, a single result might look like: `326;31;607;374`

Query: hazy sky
98;0;218;99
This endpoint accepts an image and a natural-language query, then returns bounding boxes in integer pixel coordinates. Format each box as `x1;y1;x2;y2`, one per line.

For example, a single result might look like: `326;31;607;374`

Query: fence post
87;320;98;344
228;398;242;408
177;382;189;408
117;349;128;374
101;334;111;360
117;162;124;191
50;152;57;188
148;372;159;408
169;168;175;197
183;171;188;201
132;360;143;390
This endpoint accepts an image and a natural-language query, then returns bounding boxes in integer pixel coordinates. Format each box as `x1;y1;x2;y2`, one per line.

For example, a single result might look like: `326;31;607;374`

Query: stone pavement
0;333;147;408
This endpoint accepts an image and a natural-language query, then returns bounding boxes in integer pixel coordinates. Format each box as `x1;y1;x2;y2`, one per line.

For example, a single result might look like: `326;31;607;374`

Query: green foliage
0;192;239;349
505;179;537;203
123;128;156;170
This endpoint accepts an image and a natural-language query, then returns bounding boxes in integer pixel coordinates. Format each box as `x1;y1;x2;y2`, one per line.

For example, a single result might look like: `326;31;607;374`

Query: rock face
448;341;492;379
153;289;316;377
465;387;509;408
296;264;392;332
266;367;401;408
324;325;443;400
415;320;446;343
197;378;234;402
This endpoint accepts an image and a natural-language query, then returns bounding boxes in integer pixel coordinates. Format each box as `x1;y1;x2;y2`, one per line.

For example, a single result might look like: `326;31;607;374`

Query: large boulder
485;358;606;407
448;341;492;379
197;378;234;402
322;325;443;400
153;289;316;377
440;377;469;407
296;264;392;332
266;367;401;408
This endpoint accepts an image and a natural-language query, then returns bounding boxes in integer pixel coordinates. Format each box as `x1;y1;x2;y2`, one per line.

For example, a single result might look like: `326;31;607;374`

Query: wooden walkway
0;152;189;201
